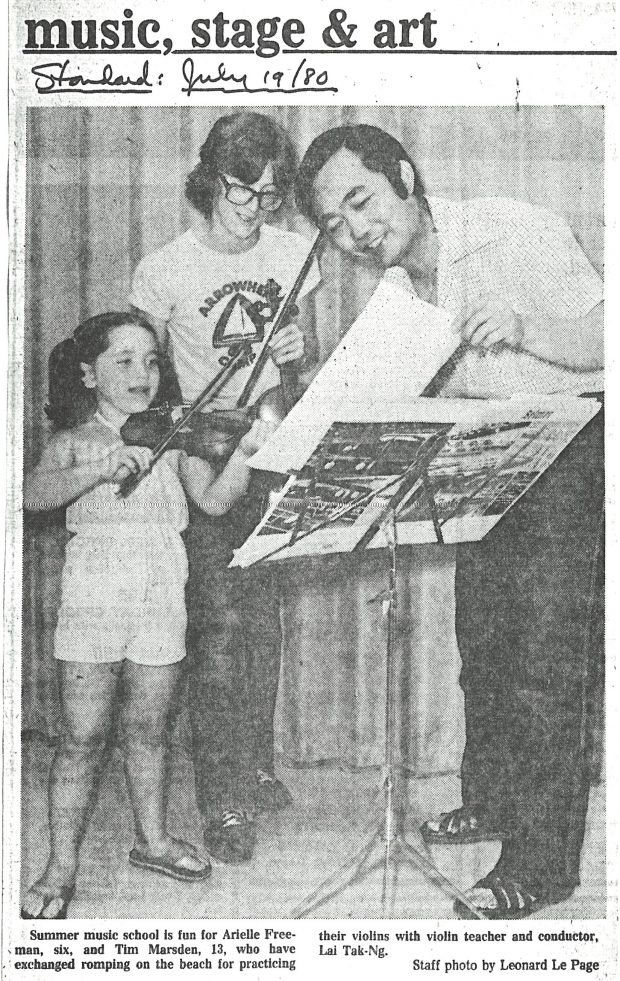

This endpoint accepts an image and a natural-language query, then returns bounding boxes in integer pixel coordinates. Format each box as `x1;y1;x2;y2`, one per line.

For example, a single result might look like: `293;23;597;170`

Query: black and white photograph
15;104;606;930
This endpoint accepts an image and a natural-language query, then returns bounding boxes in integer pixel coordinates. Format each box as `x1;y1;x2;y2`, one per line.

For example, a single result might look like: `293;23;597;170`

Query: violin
119;382;299;465
117;231;323;496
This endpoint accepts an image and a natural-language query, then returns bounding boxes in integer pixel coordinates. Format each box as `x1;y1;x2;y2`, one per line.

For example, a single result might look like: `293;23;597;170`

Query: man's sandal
129;840;211;882
21;884;75;919
421;807;509;845
453;871;573;920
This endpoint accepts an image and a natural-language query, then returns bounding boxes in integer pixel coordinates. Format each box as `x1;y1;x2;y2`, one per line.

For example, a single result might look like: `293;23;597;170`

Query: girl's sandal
129;840;211;883
453;872;572;920
21;884;75;920
421;807;509;845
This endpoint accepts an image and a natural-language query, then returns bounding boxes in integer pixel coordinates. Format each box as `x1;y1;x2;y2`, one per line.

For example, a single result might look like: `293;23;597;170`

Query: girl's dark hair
296;124;426;222
185;112;298;219
45;311;158;430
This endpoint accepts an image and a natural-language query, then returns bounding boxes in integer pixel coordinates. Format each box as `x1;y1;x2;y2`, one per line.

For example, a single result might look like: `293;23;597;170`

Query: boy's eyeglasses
219;174;283;212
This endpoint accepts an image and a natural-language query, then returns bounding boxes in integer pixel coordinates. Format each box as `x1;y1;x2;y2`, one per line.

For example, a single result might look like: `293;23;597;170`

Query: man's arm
460;300;604;372
458;201;604;371
521;303;603;371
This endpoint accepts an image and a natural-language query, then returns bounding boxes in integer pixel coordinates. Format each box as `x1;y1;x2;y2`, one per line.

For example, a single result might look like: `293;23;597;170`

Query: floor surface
20;740;606;920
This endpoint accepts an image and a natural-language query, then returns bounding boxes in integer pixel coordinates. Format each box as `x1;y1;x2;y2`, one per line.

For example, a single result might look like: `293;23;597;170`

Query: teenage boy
131;112;320;863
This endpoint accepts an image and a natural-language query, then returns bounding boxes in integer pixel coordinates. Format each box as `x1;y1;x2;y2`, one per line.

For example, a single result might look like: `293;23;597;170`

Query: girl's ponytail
45;336;96;429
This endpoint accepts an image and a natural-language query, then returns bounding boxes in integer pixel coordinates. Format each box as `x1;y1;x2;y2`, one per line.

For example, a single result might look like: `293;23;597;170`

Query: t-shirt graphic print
130;224;320;410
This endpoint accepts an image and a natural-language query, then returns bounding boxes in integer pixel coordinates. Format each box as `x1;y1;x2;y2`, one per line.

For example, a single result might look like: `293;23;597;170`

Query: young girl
22;311;272;918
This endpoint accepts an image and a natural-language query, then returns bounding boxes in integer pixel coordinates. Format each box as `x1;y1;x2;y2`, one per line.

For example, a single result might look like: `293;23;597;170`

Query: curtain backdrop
23;106;604;772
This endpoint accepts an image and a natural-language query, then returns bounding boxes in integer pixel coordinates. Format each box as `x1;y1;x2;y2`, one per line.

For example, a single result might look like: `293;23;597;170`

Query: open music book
249;275;459;475
231;394;600;566
232;277;600;566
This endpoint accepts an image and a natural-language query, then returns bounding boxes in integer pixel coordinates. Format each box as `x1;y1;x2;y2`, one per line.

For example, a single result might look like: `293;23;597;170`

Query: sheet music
232;396;600;566
249;276;458;474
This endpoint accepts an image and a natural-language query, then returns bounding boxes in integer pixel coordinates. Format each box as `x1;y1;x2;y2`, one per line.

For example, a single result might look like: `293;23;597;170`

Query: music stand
286;463;487;919
236;395;601;917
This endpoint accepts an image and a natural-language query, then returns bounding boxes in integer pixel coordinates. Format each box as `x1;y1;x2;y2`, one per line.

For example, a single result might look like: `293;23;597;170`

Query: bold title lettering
24;10;439;56
24;9;161;50
374;13;437;49
191;14;306;58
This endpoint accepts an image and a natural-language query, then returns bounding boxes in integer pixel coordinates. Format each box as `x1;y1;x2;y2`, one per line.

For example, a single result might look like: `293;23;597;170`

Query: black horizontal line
181;87;338;94
23;47;617;57
283;48;618;56
173;49;253;55
36;88;152;94
22;48;161;55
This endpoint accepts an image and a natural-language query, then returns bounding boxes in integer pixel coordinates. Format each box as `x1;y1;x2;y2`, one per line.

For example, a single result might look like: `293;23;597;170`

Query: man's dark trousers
454;404;604;897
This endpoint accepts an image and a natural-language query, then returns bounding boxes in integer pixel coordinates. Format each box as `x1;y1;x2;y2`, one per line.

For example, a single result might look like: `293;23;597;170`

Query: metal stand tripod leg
292;509;487;919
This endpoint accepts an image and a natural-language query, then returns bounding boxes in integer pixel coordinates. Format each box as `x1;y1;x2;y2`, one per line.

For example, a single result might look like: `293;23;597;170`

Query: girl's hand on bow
98;444;154;484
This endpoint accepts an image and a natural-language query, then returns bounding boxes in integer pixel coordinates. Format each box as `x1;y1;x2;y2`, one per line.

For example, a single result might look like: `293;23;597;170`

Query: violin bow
116;340;253;498
117;232;323;497
235;231;324;411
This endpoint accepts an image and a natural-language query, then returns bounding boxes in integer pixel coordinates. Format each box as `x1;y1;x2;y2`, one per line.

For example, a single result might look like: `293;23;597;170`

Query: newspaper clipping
3;1;617;979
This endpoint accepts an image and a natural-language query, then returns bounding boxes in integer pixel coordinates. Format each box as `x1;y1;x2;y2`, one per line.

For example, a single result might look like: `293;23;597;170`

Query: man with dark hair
131;112;320;863
296;123;604;918
295;124;427;218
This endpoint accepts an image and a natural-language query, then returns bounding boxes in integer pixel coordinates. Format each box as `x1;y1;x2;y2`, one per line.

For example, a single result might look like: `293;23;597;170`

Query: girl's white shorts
54;528;188;666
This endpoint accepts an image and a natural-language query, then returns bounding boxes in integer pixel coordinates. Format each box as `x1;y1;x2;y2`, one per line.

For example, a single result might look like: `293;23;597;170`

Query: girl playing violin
22;311;272;918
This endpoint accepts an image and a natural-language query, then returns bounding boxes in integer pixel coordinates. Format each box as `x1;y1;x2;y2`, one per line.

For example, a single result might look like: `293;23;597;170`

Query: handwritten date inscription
30;56;336;96
181;57;337;95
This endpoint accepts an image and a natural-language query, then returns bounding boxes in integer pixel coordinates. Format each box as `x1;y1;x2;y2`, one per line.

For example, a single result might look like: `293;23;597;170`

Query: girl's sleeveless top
65;416;188;537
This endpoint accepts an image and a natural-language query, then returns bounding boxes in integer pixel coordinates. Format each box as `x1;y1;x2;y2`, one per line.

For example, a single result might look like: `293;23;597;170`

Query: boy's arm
294;293;320;371
267;290;321;373
130;306;170;349
23;434;152;511
129;253;173;349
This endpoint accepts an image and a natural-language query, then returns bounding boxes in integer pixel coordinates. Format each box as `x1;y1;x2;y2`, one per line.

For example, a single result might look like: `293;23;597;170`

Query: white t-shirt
130;224;320;409
385;196;603;398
